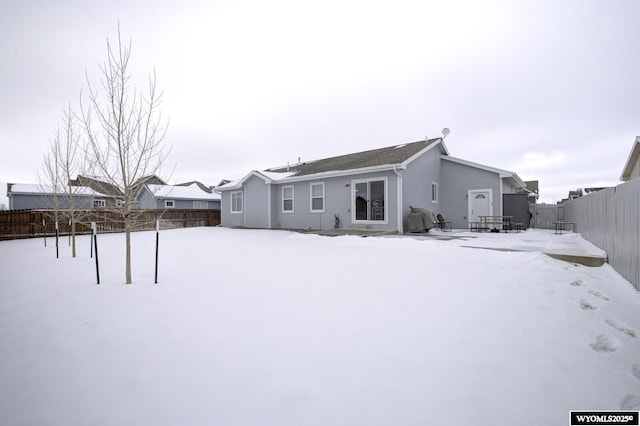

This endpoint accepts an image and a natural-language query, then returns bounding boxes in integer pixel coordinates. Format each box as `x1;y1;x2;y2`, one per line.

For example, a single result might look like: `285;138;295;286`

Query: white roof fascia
270;163;404;184
214;170;276;192
216;164;404;190
620;136;640;181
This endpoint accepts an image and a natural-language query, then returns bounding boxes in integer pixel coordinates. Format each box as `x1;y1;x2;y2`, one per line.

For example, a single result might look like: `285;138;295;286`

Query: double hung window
231;191;243;213
310;183;324;212
282;186;294;212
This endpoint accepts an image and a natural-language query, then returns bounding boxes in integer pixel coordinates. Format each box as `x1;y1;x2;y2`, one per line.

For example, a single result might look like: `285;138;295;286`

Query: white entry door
468;189;492;224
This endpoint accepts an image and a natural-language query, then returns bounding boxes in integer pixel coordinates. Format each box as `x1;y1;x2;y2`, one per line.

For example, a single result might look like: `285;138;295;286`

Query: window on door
353;178;386;222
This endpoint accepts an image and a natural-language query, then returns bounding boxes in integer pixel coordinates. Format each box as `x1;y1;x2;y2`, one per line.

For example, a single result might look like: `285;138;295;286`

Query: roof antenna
441;128;450;139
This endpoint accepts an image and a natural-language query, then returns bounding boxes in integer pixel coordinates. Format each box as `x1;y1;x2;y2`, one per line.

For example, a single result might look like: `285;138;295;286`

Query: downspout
394;166;403;234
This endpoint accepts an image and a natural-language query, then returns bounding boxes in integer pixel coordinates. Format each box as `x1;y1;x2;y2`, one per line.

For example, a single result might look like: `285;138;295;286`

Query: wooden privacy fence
564;179;640;291
0;209;221;240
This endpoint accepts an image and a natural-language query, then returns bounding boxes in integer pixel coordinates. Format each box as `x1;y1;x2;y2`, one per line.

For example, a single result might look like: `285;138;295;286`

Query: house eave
620;136;640;181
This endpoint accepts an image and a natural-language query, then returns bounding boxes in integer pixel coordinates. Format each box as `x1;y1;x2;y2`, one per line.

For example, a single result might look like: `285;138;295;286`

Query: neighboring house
7;177;220;211
6;183;98;210
215;138;526;232
136;182;221;210
620;136;640;181
69;174;168;208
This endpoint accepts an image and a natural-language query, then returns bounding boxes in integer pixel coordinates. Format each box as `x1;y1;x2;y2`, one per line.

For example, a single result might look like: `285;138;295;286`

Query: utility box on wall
503;194;531;230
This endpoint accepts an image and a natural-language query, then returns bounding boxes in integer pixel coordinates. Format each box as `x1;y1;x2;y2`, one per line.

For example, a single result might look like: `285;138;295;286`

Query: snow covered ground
1;227;639;426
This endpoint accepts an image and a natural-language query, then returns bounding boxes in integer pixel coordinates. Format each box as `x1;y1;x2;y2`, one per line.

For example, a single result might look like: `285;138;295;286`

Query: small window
282;185;294;212
193;201;207;209
116;199;124;208
431;182;438;203
310;183;324;212
165;200;175;208
231;191;243;213
93;199;106;208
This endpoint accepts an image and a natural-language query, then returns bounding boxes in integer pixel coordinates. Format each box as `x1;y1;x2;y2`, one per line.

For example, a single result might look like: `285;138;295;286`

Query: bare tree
39;103;89;257
80;26;169;284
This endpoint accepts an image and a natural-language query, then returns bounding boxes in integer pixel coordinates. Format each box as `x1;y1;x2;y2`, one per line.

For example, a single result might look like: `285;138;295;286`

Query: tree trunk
125;221;132;284
71;220;77;258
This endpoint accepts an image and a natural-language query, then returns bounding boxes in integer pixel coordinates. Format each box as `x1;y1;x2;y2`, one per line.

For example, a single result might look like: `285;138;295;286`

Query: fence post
55;221;59;259
155;220;159;284
42;218;46;247
92;222;100;284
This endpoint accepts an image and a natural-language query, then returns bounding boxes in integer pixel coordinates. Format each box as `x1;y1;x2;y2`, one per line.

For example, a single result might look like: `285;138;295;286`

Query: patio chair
434;213;452;231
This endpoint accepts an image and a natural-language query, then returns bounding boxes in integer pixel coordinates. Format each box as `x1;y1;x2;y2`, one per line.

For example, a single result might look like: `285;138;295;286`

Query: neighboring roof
144;183;220;200
442;156;526;189
71;175;123;197
8;183;98;196
620;136;640;181
70;174;167;197
176;181;213;193
216;139;447;192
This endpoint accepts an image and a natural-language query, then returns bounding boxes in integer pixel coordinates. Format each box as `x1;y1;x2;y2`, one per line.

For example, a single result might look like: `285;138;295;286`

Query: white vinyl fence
564;179;640;291
530;203;564;229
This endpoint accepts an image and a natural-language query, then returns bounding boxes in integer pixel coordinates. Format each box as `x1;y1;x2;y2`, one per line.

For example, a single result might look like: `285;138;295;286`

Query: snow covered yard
1;227;639;426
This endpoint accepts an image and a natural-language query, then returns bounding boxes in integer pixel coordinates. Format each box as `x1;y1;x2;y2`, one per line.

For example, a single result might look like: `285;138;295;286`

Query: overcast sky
2;0;640;205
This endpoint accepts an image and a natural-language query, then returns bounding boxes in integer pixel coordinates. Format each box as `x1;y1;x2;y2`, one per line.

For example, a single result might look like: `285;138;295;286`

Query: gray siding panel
10;194;94;210
221;190;244;227
402;146;441;231
244;176;269;228
273;171;399;232
440;159;501;228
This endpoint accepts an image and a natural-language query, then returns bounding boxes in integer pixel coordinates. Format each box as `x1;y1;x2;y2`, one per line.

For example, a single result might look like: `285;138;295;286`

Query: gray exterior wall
272;172;399;232
401;145;443;231
9;193;94;210
440;159;502;228
244;175;270;228
136;187;221;210
221;190;244;227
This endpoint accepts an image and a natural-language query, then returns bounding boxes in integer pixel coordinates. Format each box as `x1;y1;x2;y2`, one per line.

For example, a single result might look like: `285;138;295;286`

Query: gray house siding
401;146;443;230
244;175;270;228
221;190;245;227
274;176;356;231
9;193;94;210
136;186;221;210
137;188;156;209
440;159;502;228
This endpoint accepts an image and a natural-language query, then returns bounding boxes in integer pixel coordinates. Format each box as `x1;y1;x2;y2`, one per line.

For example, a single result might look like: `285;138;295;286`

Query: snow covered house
215;138;526;232
620;136;640;181
136;182;221;210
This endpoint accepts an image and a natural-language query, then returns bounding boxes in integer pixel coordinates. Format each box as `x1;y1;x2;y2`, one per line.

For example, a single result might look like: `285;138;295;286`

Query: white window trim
93;199;106;208
310;182;325;212
431;182;439;204
230;191;243;214
351;177;388;224
165;200;175;208
282;185;294;213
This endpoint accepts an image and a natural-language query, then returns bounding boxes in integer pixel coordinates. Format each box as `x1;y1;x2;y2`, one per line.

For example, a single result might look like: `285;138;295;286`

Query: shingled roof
267;138;443;176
